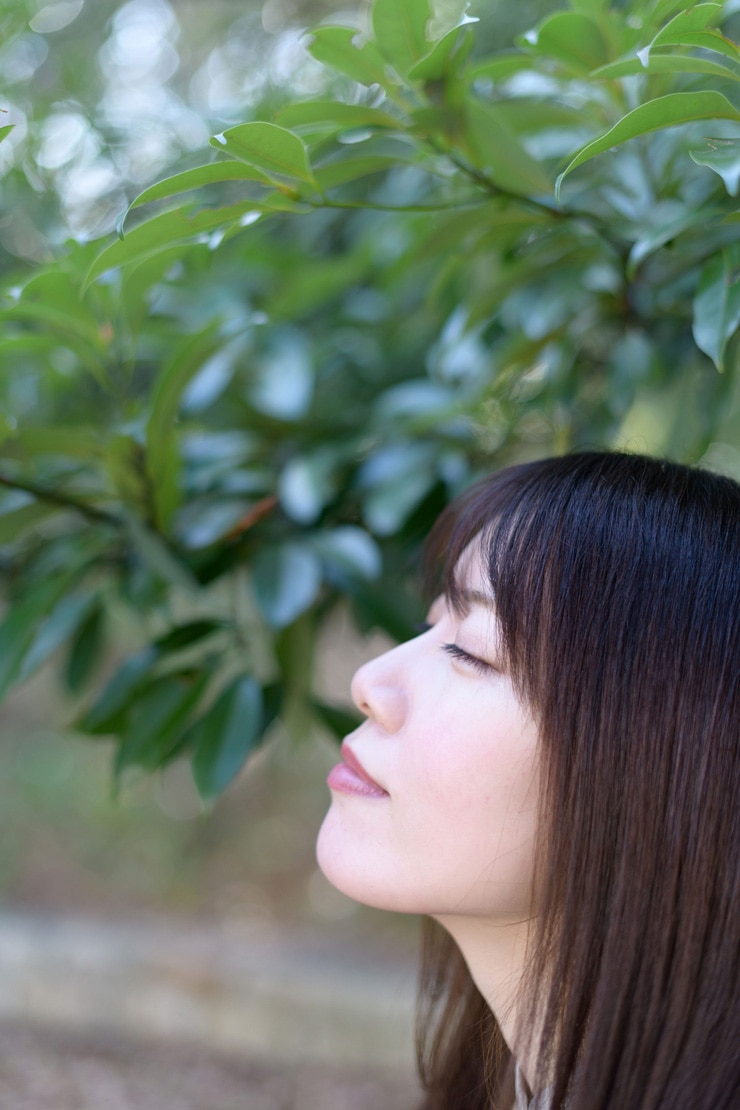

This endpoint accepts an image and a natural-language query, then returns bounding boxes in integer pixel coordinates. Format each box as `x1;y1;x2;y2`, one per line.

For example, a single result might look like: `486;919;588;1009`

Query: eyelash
441;642;493;675
415;620;495;675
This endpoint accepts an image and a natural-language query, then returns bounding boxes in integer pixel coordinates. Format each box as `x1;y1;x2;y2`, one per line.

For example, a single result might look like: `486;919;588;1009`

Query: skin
316;545;542;1067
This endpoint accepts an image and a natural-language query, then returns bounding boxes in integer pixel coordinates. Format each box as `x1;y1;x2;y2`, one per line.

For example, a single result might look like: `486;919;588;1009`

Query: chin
315;813;411;914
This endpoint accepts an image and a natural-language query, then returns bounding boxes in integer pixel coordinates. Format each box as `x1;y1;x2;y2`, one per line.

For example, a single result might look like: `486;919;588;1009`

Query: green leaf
76;648;159;734
276;101;401;132
0;502;58;544
123;512;201;595
128;162;272;215
10;426;105;462
592;52;740;81
251;542;322;627
0;124;14;144
464;98;553;196
0;577;70;700
83;203;257;288
115;671;209;776
522;11;611;74
106;434;150;513
638;3;737;66
556;92;740;199
627;203;722;276
64;602;105;694
468;53;537;82
314;155;410;192
16;592;99;686
311;698;362;742
189;675;266;800
408;23;475;81
306;25;390;87
152;620;225;654
146;320;224;528
692;249;740;371
372;0;431;74
211;122;316;186
690;138;740;196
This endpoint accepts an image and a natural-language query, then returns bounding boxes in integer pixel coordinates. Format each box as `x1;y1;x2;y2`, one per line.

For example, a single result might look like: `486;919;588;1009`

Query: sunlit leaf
84;203;259;288
306;25;390;87
592;52;740;81
211;122;316;186
127;162;272;216
638;3;738;67
521;11;611;74
276;101;401;132
690;137;740;196
372;0;431;74
556;92;740;198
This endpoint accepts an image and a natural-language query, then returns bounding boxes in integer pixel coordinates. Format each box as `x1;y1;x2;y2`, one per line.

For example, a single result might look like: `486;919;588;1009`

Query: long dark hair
416;451;740;1109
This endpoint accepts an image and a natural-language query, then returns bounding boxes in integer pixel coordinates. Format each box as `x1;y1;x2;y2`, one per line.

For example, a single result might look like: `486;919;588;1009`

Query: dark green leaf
153;620;225;654
115;671;209;776
251;542;322;627
64;602;106;694
17;592;98;685
123;512;200;595
76;648;159;734
190;675;266;800
146;320;224;528
692;249;740;371
0;578;70;700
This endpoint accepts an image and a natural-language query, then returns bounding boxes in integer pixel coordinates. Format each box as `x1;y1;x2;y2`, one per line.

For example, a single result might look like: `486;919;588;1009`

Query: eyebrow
460;587;496;610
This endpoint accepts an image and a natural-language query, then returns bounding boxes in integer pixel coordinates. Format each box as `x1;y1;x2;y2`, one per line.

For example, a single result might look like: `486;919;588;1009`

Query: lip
326;743;389;799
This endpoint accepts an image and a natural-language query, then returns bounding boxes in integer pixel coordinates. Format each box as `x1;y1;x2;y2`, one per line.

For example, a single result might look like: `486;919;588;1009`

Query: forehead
452;541;495;609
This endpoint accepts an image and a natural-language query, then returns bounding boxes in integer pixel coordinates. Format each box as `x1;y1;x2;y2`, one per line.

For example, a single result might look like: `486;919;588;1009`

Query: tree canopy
2;0;740;799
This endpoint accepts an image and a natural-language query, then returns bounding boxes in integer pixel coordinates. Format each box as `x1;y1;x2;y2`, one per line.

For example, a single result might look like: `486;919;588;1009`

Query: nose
350;644;409;734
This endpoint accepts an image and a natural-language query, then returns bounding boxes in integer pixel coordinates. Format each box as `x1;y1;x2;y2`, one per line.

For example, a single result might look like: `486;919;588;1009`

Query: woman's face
316;545;541;923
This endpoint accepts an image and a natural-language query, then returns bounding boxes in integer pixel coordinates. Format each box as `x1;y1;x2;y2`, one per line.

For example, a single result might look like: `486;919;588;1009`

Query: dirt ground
0;1024;422;1110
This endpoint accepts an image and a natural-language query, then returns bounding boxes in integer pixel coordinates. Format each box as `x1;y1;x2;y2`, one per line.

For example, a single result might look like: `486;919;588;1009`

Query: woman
316;451;740;1109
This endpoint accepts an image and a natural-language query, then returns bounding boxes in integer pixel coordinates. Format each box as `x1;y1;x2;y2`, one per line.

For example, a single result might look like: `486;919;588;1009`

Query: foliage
3;0;740;799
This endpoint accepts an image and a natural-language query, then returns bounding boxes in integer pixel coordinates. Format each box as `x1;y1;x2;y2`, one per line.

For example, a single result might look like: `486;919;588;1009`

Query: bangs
424;451;740;710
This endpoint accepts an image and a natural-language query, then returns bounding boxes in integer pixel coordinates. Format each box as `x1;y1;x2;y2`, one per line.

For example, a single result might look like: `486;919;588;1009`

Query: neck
433;912;539;1090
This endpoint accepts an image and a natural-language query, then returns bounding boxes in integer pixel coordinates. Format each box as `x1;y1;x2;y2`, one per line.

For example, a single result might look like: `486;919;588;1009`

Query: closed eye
441;642;494;675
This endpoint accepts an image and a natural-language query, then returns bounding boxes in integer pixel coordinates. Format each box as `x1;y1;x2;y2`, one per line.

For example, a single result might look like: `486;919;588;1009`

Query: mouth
326;742;389;799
